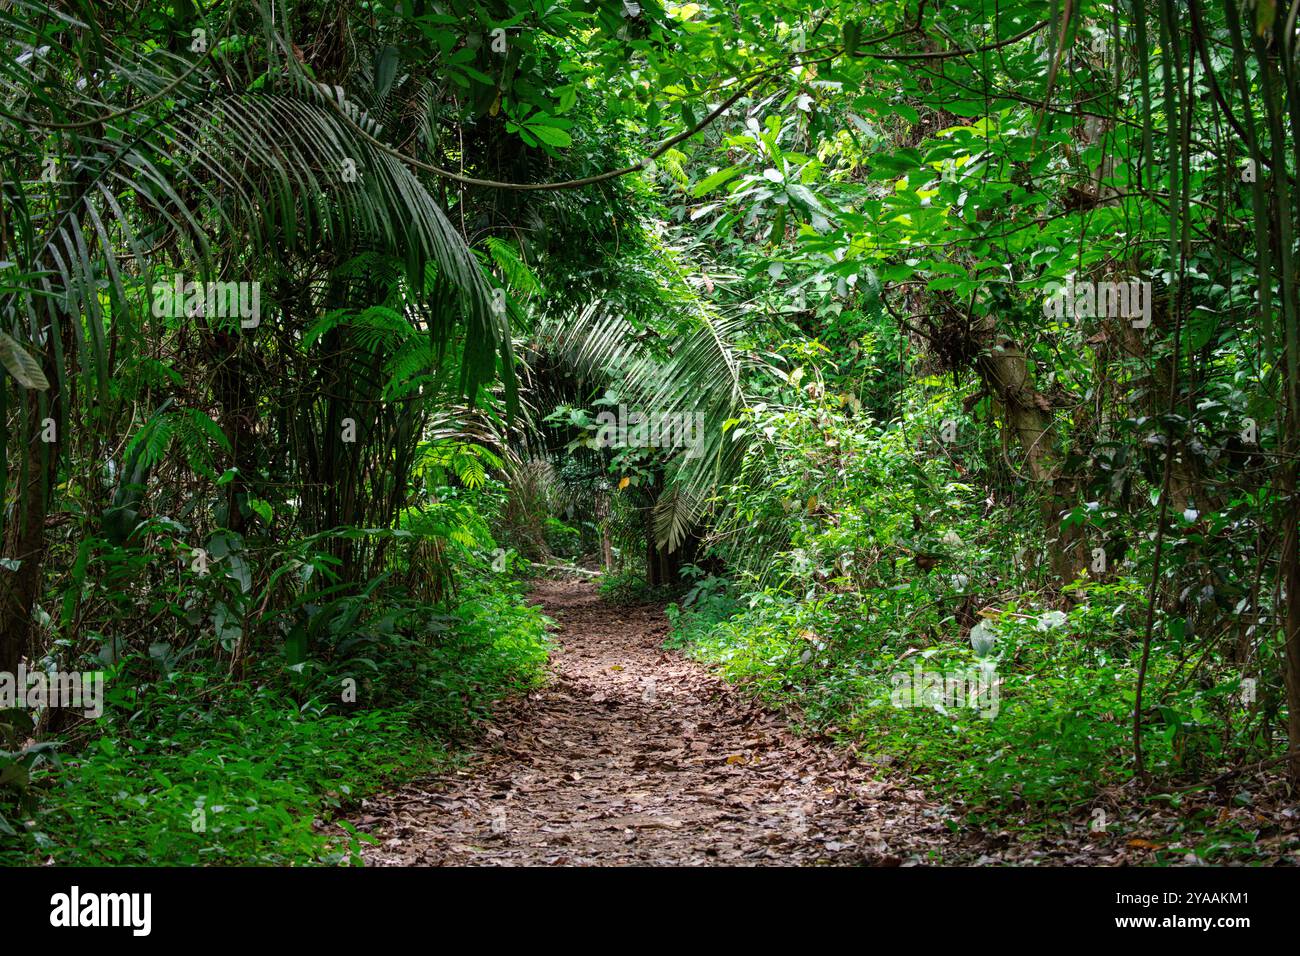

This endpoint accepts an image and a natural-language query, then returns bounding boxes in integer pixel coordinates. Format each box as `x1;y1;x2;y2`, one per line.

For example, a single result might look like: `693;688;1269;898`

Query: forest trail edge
355;578;992;866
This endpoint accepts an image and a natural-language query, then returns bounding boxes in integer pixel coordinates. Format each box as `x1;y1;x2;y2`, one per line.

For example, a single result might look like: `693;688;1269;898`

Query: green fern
484;237;542;296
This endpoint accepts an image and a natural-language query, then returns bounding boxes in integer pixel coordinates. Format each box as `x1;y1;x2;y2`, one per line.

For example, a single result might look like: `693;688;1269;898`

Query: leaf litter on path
354;579;1010;866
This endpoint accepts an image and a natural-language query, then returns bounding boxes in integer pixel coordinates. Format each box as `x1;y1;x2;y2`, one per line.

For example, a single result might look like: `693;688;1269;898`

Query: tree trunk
1281;440;1300;782
644;502;661;587
0;393;59;675
974;330;1081;580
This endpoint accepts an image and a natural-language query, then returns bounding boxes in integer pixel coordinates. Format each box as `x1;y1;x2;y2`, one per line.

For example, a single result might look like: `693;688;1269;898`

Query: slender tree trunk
974;332;1080;580
644;502;660;587
0;393;59;675
1281;444;1300;782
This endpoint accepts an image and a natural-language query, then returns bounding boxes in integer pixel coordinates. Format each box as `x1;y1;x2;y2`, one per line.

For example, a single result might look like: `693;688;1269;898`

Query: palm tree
526;245;766;582
0;1;513;672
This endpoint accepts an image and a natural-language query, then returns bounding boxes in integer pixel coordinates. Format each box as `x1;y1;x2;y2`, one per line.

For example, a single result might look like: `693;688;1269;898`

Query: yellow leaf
1257;0;1277;36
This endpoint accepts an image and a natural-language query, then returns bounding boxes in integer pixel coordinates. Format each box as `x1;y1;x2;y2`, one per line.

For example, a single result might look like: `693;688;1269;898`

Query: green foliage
4;680;424;865
0;573;549;866
543;516;582;559
4;0;1300;868
597;567;676;605
669;377;1288;856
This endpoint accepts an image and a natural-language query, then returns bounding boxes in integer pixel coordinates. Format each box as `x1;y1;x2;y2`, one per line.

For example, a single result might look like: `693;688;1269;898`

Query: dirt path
358;578;972;866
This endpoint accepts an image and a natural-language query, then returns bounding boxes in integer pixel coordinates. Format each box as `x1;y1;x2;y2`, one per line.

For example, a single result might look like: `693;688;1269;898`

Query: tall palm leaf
0;1;513;669
540;284;762;551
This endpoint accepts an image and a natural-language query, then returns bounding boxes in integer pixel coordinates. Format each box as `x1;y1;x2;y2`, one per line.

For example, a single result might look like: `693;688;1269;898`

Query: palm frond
0;2;515;411
540;284;754;548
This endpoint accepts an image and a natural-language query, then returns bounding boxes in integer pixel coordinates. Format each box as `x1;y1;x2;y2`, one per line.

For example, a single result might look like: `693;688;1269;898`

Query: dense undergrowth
660;383;1291;863
0;574;549;865
5;0;1300;870
671;591;1285;862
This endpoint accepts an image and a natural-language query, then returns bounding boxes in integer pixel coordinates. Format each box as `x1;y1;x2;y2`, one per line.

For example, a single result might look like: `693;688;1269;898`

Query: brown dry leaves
355;579;973;866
